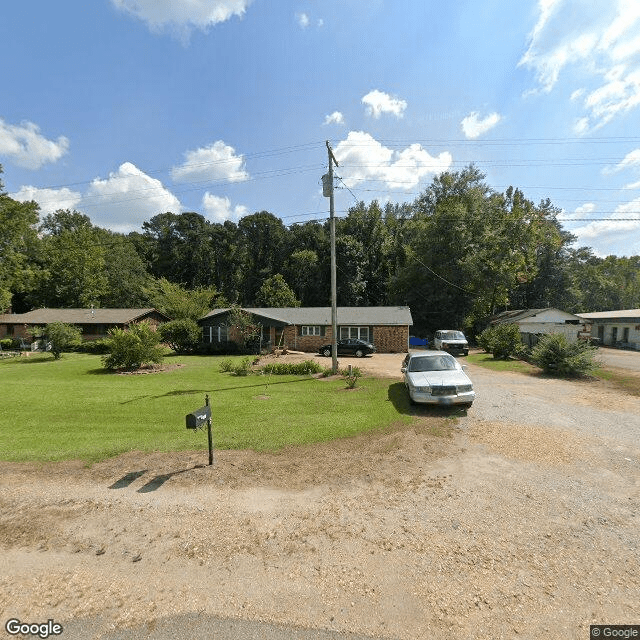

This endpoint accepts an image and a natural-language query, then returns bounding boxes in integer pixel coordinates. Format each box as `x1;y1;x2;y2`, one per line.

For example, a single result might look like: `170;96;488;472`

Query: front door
612;326;618;345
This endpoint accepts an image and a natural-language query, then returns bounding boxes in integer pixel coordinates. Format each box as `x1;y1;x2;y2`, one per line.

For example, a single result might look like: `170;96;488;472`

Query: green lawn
467;352;538;374
0;353;413;463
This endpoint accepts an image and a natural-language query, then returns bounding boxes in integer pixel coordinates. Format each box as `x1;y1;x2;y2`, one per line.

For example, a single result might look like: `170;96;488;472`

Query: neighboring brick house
0;308;170;342
199;306;413;353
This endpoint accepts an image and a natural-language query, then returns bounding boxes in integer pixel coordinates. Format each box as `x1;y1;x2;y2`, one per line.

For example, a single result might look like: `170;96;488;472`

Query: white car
433;330;469;356
401;351;475;407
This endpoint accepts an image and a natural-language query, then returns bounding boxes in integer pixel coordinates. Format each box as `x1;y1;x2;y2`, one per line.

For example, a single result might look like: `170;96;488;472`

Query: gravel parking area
1;353;639;640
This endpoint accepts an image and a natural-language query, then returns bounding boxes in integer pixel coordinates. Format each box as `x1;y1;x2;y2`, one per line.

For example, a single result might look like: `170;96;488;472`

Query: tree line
2;164;639;336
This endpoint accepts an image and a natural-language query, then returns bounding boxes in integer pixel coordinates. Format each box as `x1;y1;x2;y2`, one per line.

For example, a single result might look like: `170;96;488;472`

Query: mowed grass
0;353;412;463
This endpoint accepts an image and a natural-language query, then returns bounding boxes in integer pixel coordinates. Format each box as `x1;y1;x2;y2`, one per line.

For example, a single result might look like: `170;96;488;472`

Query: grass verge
0;353;414;463
469;351;640;396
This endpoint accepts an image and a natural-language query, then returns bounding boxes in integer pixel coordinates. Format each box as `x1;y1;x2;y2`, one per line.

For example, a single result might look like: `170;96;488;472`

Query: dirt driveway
1;353;639;640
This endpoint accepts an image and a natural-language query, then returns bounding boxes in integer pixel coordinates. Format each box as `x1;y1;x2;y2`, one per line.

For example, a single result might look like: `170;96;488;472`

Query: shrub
0;338;13;350
342;366;362;389
530;333;598;377
477;323;523;359
75;338;111;354
260;360;323;375
231;357;254;376
158;318;201;353
218;358;234;373
102;321;165;370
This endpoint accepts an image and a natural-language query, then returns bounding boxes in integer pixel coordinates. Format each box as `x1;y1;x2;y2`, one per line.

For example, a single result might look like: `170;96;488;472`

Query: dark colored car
319;339;376;358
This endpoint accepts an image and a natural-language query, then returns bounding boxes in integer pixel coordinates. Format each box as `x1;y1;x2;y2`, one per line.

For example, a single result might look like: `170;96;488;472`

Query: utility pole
324;141;339;373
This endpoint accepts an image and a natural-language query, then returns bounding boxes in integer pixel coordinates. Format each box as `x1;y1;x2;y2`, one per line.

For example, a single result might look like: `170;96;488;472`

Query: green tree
102;321;165;370
255;274;300;307
0;168;41;311
39;322;82;359
30;210;108;308
144;278;224;321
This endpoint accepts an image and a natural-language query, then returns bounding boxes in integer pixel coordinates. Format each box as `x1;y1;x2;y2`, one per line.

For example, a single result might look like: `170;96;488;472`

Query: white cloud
171;141;249;184
317;18;324;28
10;186;82;215
0;119;69;170
520;0;640;132
333;131;452;190
202;193;248;223
361;90;407;119
605;148;640;174
85;162;181;232
324;111;344;125
111;0;250;36
570;197;640;249
296;12;309;28
562;202;596;221
460;111;502;139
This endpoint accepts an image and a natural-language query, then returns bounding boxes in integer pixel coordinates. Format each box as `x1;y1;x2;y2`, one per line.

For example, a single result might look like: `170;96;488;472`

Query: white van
433;330;469;356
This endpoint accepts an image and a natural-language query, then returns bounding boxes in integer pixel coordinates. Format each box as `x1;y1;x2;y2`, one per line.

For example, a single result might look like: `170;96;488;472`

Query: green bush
102;321;165;370
75;338;111;354
260;360;323;375
0;338;13;350
158;319;200;353
231;357;254;376
530;333;598;377
477;323;524;359
218;359;234;373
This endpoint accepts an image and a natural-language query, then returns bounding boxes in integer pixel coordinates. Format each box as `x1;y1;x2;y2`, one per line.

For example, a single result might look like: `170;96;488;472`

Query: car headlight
457;384;473;392
415;385;430;393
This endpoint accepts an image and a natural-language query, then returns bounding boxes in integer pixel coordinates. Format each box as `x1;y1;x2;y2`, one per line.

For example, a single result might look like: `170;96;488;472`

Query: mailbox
186;405;211;429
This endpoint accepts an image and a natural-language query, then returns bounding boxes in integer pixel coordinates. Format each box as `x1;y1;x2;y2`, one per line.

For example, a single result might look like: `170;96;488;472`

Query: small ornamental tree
102;321;165;370
530;333;598;377
158;318;200;353
228;305;262;354
477;323;523;359
39;322;82;359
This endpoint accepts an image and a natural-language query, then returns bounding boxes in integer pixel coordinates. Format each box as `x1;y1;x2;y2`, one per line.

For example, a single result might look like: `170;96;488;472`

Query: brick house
0;308;170;343
199;306;413;353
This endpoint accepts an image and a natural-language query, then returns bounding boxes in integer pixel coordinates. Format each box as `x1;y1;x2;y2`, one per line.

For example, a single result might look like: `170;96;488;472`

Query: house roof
201;306;413;326
0;308;169;325
491;307;583;324
577;309;640;321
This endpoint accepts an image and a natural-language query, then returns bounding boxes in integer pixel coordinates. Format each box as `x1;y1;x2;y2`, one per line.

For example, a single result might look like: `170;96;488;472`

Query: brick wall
279;325;408;353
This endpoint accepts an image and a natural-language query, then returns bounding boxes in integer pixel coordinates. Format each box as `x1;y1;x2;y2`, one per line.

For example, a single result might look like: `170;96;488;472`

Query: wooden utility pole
325;141;339;373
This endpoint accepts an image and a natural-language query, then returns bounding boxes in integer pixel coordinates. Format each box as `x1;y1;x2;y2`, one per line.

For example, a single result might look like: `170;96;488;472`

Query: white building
577;310;640;350
491;308;587;346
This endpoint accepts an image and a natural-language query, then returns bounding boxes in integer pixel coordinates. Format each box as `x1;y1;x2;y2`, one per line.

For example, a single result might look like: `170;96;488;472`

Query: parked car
401;351;475;407
319;338;376;358
433;330;469;356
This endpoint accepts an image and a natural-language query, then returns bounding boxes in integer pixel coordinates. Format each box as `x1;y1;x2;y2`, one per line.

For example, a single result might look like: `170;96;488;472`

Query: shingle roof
577;309;640;321
201;306;413;326
0;308;168;325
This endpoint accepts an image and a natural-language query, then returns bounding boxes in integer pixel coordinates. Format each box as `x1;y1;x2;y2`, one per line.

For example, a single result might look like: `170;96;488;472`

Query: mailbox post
186;394;214;465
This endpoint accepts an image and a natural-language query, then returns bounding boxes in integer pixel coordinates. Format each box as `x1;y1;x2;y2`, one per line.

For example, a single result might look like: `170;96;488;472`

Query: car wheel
322;348;331;357
355;349;364;358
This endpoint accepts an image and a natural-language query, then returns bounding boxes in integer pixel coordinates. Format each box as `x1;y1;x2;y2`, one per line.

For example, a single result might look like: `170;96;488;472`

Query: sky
2;0;640;257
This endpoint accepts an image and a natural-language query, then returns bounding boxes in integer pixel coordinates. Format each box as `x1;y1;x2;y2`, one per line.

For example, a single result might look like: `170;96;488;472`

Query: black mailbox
186;405;211;429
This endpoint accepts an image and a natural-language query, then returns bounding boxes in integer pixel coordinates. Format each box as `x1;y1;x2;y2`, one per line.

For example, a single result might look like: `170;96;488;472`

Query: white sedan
401;351;475;407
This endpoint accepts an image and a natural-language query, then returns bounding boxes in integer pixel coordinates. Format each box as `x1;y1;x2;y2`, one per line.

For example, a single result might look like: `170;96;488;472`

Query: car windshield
442;331;465;340
409;355;458;372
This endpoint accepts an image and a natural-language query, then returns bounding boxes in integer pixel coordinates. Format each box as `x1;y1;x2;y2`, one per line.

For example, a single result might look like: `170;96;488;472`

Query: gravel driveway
1;354;639;640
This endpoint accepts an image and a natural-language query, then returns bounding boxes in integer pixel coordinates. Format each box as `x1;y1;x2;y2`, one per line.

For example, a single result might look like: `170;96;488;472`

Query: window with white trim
340;326;370;341
300;325;323;336
203;325;229;343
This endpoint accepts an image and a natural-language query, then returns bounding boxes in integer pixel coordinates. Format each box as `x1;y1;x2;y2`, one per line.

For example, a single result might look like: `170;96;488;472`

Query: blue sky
2;0;640;256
